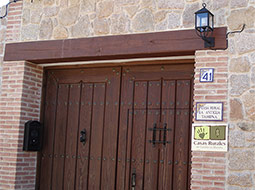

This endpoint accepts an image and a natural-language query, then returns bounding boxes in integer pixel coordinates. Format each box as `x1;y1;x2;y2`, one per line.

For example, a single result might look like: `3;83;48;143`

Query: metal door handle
80;129;86;145
131;169;136;190
163;123;167;146
148;123;157;146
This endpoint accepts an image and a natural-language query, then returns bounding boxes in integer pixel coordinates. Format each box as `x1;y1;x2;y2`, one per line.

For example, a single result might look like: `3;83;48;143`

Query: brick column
191;50;229;190
0;61;43;190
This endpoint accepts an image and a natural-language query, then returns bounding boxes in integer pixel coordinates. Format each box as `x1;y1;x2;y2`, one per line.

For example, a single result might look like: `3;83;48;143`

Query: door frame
36;60;194;190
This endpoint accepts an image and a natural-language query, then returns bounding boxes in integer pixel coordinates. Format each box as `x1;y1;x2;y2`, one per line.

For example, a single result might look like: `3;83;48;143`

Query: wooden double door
39;64;193;190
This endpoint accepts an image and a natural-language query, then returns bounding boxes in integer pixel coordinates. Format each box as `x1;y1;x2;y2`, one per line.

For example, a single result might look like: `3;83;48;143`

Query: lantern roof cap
195;3;214;15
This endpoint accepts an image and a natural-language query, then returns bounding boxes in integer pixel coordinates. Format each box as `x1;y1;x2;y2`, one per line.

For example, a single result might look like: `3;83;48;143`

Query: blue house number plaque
200;68;214;82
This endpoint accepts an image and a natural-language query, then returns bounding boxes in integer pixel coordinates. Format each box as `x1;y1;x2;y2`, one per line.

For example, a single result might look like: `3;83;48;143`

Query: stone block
167;11;181;29
229;150;255;170
215;9;226;26
31;9;43;24
156;19;168;31
132;9;154;32
242;90;255;108
58;6;80;26
98;1;114;18
141;0;156;9
236;33;255;54
22;9;30;25
158;0;185;9
251;67;255;85
229;130;245;148
228;172;253;187
182;3;199;28
230;57;250;73
21;24;39;41
69;0;80;6
71;15;92;37
0;44;3;55
93;18;110;35
115;0;140;6
230;0;248;9
53;26;68;39
245;132;255;141
60;0;68;7
237;122;255;132
246;107;255;121
230;99;244;121
227;7;255;31
227;186;252;190
39;18;53;39
154;10;168;23
44;6;60;17
250;52;255;63
110;14;130;34
0;29;5;42
213;0;228;9
124;6;139;18
44;0;55;6
228;38;236;54
230;75;250;96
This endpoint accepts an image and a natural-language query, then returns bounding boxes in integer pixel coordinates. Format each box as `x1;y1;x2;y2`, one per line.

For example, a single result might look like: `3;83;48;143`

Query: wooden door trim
4;27;227;64
42;59;195;72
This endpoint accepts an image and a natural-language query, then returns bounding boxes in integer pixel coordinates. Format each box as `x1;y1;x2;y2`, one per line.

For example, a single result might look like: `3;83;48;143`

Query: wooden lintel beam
4;27;227;64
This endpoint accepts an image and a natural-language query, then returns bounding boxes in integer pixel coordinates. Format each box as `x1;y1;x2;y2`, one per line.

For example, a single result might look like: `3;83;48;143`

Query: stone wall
0;0;254;189
21;0;230;41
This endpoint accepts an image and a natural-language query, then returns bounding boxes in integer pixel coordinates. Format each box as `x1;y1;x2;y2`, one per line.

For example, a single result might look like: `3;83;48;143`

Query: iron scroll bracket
211;24;245;50
0;0;22;19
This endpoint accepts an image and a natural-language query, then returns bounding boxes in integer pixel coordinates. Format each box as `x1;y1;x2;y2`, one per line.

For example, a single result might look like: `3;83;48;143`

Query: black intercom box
23;120;43;151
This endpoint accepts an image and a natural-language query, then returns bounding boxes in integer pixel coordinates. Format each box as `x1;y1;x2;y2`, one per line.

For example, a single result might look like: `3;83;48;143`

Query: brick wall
0;61;43;190
0;1;44;189
5;0;23;42
191;50;229;190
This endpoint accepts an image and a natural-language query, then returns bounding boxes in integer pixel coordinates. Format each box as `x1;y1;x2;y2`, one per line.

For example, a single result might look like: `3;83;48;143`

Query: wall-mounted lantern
195;3;215;48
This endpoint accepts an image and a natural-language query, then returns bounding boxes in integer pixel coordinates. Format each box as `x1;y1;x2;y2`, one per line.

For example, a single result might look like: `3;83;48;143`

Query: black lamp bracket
0;0;22;19
196;29;215;48
202;36;215;48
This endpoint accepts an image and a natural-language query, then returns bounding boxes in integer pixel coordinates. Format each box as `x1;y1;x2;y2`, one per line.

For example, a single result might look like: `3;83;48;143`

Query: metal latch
131;169;136;190
80;129;86;145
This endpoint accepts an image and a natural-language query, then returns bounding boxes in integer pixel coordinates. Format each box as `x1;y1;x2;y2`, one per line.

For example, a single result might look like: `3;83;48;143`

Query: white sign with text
196;102;223;121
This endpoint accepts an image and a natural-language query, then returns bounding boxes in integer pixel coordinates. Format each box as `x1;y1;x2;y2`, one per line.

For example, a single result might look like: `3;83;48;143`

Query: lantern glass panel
196;13;208;28
209;13;213;29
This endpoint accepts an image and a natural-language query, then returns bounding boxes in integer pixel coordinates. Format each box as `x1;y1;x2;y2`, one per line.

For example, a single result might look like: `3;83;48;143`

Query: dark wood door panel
118;64;193;190
40;68;121;190
87;82;106;189
76;83;93;190
51;84;69;190
40;64;193;190
63;84;81;190
39;73;58;190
